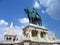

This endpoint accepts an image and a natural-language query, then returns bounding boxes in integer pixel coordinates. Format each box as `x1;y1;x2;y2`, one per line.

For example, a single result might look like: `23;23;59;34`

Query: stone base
0;40;60;45
23;24;49;42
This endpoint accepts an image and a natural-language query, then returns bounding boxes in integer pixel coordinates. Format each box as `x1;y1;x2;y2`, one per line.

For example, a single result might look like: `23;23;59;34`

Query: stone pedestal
23;24;49;42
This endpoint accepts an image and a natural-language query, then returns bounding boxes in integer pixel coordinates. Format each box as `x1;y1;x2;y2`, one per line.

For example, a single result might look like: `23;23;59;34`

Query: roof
6;22;15;35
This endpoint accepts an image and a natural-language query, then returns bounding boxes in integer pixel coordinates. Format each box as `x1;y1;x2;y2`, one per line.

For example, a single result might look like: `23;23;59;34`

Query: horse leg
38;20;42;26
29;17;33;23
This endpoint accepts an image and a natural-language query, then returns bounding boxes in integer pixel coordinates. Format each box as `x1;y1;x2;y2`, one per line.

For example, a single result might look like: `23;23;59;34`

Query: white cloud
15;26;21;30
0;20;9;41
33;1;40;9
14;25;24;40
20;26;25;29
0;19;26;41
0;20;8;25
0;27;8;31
40;0;53;7
0;34;3;41
18;18;29;25
14;29;24;40
0;27;9;41
39;0;60;20
0;24;25;41
48;30;56;40
41;10;45;13
46;0;60;20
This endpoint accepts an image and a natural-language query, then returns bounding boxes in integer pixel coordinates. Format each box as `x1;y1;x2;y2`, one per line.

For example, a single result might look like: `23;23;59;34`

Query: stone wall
23;40;60;45
0;40;60;45
0;43;21;45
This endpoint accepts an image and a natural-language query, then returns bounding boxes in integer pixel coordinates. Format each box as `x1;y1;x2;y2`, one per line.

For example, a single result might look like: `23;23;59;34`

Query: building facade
0;23;60;45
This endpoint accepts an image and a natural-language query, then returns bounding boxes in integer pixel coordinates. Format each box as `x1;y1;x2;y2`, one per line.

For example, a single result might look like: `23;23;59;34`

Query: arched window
32;30;38;37
6;37;8;40
40;32;46;38
9;37;11;40
13;38;15;41
6;37;11;41
40;32;43;38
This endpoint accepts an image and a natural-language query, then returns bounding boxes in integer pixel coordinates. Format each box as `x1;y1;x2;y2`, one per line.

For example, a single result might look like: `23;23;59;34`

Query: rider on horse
24;8;42;26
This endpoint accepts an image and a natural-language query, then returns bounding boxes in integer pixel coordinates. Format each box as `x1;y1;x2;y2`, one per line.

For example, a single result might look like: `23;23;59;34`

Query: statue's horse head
24;8;29;14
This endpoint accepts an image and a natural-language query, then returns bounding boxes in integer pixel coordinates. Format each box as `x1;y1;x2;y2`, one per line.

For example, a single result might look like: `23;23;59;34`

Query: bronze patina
24;8;42;26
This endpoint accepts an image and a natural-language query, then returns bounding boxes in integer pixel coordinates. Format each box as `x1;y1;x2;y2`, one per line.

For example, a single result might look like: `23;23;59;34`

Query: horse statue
24;8;42;26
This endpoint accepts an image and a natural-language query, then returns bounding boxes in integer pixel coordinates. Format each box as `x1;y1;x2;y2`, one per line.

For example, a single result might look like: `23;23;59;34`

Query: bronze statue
24;8;42;26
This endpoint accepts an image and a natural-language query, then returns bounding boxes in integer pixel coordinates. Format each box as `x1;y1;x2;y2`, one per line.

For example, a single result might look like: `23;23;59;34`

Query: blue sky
0;0;60;41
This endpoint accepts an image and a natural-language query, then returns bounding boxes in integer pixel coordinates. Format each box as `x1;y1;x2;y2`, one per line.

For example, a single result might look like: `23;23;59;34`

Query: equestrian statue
24;8;42;26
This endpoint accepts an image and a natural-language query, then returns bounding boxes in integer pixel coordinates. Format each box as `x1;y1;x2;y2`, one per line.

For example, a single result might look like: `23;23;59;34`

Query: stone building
22;24;60;45
0;23;60;45
0;7;60;45
0;22;20;45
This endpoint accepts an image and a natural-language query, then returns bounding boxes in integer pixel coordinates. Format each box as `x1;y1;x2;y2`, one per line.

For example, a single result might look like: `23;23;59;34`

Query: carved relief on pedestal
23;30;30;40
